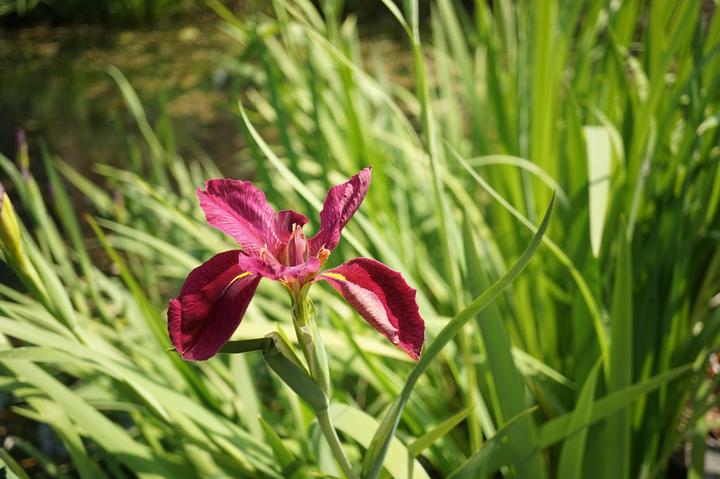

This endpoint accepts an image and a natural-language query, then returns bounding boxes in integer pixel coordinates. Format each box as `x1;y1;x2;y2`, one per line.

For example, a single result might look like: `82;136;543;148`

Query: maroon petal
197;179;278;255
317;257;424;359
275;210;309;243
238;253;321;282
168;250;261;360
309;168;371;254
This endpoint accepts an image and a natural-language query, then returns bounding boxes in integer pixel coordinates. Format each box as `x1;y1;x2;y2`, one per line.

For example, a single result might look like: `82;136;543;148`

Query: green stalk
291;293;330;395
291;291;356;479
316;408;356;479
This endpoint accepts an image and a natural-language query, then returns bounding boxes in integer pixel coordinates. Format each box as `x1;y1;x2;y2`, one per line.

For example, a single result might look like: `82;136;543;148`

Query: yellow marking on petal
231;271;252;282
323;272;347;281
222;271;253;295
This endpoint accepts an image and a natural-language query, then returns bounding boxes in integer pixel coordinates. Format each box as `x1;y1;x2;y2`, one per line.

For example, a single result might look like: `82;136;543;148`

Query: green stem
317;408;358;479
292;293;355;478
292;295;329;394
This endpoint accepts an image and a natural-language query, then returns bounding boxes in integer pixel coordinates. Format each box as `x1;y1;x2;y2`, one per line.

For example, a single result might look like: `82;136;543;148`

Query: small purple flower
168;168;425;361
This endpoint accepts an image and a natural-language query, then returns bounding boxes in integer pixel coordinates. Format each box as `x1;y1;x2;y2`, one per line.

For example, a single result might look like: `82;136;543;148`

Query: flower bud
16;129;29;177
0;184;23;262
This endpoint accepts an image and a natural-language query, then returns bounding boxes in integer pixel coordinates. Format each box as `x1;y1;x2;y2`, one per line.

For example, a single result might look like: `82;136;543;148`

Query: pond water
0;14;246;176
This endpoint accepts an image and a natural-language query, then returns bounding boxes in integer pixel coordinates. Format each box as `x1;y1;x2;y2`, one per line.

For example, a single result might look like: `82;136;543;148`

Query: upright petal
317;257;424;359
275;210;308;243
309;168;371;254
168;250;261;360
287;226;309;266
198;179;277;254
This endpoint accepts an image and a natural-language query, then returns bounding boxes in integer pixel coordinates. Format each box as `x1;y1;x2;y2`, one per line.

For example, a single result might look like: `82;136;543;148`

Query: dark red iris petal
197;179;278;255
318;257;424;360
309;168;371;255
168;250;260;360
275;210;309;243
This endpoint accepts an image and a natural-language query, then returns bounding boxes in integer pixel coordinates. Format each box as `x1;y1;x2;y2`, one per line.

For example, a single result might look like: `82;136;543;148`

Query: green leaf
362;194;555;479
407;406;474;457
688;425;707;479
556;360;602;479
0;448;31;479
219;338;273;354
447;408;537;479
258;415;306;479
1;359;190;478
107;66;165;163
605;225;633;479
539;364;693;448
511;347;575;388
466;155;570;205
29;397;106;479
3;436;72;479
55;159;114;214
449;364;691;478
328;403;430;479
583;126;613;257
450;145;610;370
96;218;199;271
377;0;410;37
261;334;328;413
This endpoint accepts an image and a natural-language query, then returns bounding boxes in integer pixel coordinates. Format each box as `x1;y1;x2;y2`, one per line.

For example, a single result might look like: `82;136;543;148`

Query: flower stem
317;407;358;479
291;293;355;478
292;294;330;394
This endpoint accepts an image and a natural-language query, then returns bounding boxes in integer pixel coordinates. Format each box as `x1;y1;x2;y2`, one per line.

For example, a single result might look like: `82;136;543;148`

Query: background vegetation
1;0;719;478
0;0;199;25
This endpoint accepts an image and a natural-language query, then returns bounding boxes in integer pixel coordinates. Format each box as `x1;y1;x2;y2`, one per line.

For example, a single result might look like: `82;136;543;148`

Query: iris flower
168;168;424;361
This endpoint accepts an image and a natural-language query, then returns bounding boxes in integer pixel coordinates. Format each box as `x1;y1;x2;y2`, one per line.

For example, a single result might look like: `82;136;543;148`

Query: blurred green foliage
0;0;201;25
0;0;719;478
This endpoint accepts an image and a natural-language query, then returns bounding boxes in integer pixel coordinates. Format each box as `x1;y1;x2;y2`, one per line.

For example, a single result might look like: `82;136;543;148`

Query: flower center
286;224;309;266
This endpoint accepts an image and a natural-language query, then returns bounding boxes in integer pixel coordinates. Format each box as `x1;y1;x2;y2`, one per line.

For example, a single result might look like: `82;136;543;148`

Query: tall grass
1;1;719;478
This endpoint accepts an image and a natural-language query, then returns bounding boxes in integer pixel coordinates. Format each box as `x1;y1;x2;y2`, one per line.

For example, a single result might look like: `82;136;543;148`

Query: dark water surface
0;15;246;176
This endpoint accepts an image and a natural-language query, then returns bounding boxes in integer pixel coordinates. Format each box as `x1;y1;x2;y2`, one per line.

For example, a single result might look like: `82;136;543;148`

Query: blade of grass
556;360;601;479
446;408;537;479
583;126;612;257
362;193;555;479
407;406;474;457
606;225;633;479
2;359;190;478
450;146;609;373
328;403;430;479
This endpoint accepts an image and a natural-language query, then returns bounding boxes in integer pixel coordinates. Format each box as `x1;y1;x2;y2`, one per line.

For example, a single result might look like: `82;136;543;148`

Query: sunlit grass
1;1;719;478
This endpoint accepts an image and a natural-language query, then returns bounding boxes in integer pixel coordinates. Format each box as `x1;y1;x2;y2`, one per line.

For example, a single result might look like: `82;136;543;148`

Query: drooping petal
275;210;308;243
309;168;371;254
168;250;260;360
197;179;277;255
238;253;320;282
317;257;424;359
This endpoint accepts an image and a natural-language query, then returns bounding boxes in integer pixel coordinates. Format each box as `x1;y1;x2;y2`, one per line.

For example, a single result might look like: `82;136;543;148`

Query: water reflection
0;17;245;175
